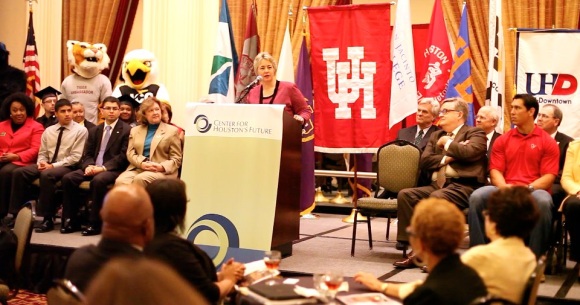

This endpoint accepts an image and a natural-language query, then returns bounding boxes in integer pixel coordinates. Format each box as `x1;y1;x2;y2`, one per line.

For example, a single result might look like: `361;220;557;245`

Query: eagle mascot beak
125;59;152;87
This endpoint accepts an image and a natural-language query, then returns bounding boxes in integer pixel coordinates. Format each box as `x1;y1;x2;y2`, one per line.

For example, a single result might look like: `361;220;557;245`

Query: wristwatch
528;184;535;192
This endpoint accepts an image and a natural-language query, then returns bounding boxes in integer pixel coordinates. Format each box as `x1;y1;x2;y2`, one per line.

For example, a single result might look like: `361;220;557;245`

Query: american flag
23;11;41;115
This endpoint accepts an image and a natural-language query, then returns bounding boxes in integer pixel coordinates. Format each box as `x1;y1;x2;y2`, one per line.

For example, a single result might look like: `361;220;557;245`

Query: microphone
244;76;263;91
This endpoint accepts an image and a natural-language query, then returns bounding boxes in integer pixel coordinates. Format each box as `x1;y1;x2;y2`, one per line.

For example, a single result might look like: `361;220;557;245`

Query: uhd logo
194;115;212;133
525;73;578;95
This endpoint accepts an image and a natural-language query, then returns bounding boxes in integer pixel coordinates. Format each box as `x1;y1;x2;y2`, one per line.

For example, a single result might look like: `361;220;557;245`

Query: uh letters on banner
516;30;580;138
309;4;392;153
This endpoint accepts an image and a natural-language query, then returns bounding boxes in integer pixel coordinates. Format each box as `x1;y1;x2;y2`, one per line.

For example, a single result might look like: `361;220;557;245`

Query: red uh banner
309;4;391;153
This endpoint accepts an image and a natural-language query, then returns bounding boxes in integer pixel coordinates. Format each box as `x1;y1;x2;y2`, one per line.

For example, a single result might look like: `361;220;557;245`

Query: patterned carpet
7;290;46;305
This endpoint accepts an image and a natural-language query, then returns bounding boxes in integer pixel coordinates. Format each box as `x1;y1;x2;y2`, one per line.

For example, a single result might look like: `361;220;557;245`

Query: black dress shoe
35;218;54;233
60;219;80;234
393;251;419;269
395;241;409;251
82;226;101;236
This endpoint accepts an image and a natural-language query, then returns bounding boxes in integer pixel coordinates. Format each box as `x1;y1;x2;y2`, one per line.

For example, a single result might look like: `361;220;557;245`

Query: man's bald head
100;185;154;246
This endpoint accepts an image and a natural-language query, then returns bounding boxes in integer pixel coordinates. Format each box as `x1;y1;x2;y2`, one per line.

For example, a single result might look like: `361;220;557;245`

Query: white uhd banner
181;103;285;266
516;30;580;138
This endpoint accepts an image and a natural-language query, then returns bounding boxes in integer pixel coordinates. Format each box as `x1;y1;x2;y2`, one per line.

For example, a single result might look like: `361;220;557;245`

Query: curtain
443;0;580;130
62;0;120;78
105;0;140;84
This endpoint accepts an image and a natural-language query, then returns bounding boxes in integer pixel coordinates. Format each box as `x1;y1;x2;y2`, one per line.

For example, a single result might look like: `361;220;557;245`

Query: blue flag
208;0;238;103
446;5;474;125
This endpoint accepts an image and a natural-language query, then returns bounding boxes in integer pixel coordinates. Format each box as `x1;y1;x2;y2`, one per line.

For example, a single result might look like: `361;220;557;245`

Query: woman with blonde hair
246;52;312;124
355;198;487;305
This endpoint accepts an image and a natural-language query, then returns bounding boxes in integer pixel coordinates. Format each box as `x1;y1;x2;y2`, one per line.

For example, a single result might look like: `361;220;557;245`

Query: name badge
0;132;6;136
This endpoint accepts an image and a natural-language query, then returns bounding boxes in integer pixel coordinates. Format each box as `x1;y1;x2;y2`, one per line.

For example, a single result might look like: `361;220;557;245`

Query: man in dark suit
396;97;440;151
475;105;502;156
61;97;131;235
536;103;574;208
64;184;154;292
71;101;96;131
394;97;487;268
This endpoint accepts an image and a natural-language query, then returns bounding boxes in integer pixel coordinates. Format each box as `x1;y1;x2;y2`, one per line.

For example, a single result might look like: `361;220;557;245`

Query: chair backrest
47;279;85;305
376;140;421;195
12;206;33;272
521;256;546;305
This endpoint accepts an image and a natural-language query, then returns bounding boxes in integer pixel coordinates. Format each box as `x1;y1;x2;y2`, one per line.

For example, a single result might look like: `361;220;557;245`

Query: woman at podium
246;52;312;124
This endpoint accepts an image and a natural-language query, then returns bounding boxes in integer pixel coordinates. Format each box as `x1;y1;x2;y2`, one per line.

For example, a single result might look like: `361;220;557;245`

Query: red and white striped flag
23;11;41;115
234;2;260;101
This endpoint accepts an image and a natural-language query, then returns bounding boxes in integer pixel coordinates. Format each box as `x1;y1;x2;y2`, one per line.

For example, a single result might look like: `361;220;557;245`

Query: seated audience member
355;198;487;305
144;179;245;305
115;97;182;187
561;140;580;272
468;94;559;257
474;105;501;156
0;93;44;224
35;86;60;129
536;103;574;207
160;100;185;144
85;257;209;305
10;99;88;233
118;95;139;127
64;184;154;292
71;101;96;131
60;97;131;235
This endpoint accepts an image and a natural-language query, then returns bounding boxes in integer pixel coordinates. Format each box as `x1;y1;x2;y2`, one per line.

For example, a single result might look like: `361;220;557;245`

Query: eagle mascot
0;42;26;115
60;40;112;124
112;49;169;104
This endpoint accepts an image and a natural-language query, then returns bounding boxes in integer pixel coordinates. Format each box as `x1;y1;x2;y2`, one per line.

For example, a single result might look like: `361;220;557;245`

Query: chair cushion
357;197;398;211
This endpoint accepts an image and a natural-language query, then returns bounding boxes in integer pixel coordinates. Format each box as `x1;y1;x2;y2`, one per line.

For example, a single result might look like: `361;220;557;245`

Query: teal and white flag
208;0;238;103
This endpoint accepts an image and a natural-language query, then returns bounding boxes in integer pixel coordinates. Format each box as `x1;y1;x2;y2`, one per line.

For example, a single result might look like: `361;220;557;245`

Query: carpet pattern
7;290;46;305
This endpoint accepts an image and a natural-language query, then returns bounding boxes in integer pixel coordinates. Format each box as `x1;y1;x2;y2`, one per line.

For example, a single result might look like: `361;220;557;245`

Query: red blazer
0;117;44;166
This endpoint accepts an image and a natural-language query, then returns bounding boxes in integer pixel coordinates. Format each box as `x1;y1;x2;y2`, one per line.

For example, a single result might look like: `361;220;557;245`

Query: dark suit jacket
397;125;440;151
35;115;57;129
404;254;487;305
555;131;574;183
64;238;142;292
81;120;130;172
82;120;96;132
488;131;501;157
145;233;220;304
421;125;488;184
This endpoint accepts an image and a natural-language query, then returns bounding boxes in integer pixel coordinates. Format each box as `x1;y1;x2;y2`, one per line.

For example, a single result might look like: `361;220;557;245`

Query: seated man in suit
395;98;440;188
34;86;60;129
71;101;96;131
468;94;560;258
61;97;131;236
475;105;501;156
10;99;88;233
64;184;154;292
536;103;574;208
396;97;440;151
394;97;488;268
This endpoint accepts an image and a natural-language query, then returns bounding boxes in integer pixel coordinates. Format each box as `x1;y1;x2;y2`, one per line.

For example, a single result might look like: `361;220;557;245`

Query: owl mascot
60;40;112;124
112;49;169;104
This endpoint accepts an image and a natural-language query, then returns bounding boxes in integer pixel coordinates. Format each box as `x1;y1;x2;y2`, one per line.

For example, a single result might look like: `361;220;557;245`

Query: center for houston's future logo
194;114;212;133
187;214;240;265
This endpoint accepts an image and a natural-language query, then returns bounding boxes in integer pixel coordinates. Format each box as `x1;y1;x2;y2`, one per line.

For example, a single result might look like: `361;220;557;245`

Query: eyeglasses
439;109;459;116
537;113;553;119
405;226;416;237
102;107;120;111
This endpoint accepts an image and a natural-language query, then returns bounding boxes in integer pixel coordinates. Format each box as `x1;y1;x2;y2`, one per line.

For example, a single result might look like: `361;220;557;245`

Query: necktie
50;127;65;164
436;132;454;188
414;129;424;146
95;125;112;166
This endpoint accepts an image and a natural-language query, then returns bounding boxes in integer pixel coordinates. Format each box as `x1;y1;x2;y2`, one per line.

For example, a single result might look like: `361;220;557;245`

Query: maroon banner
309;4;391;153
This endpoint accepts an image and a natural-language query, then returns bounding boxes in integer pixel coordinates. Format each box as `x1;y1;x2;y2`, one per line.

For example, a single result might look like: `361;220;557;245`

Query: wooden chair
351;140;421;256
0;206;33;305
47;279;85;305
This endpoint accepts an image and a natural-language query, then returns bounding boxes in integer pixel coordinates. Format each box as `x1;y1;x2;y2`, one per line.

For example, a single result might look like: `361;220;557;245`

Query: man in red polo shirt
468;94;559;257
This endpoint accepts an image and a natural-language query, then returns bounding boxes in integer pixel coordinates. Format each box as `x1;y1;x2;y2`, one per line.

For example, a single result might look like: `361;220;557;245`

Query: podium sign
182;103;297;266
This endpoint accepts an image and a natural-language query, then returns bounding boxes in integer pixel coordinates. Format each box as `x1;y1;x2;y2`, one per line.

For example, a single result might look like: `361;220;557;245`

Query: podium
181;103;301;266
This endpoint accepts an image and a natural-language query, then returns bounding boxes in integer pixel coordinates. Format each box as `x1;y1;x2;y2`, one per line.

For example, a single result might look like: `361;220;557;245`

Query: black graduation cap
34;86;61;100
118;95;140;109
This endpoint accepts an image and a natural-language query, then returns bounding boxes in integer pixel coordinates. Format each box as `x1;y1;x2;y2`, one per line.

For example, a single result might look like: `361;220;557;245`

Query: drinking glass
264;250;281;285
323;271;343;302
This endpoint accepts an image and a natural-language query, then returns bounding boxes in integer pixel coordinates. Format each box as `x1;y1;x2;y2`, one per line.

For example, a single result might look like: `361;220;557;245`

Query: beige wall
0;0;28;68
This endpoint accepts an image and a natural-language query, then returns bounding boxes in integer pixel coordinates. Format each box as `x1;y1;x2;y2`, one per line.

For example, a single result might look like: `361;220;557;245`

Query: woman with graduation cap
0;92;44;224
118;95;139;127
35;86;61;129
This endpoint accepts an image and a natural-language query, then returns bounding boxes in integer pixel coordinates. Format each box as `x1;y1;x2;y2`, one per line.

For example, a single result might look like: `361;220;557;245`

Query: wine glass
323;271;343;302
264;250;281;285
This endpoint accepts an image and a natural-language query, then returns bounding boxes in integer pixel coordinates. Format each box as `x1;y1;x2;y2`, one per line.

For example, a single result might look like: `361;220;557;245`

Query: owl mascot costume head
60;40;113;124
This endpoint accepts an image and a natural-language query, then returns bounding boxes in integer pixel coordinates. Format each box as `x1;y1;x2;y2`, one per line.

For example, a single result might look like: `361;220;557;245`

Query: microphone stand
235;86;252;104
